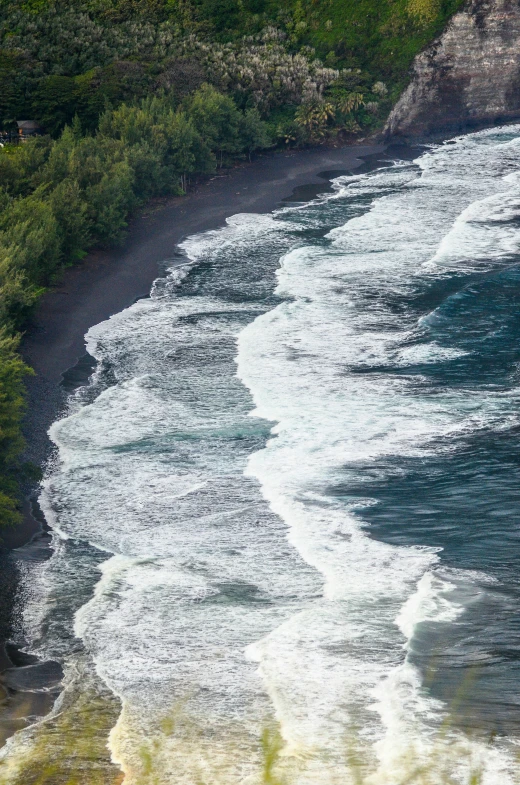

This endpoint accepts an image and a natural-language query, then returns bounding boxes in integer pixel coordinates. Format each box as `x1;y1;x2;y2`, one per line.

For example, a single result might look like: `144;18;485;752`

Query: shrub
0;330;32;527
0;84;272;524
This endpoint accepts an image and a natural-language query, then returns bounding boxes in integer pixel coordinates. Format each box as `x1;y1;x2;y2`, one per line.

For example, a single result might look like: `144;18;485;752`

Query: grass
0;687;517;785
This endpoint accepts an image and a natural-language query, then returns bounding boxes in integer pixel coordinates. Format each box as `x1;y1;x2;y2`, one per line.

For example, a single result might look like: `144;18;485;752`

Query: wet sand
0;141;391;748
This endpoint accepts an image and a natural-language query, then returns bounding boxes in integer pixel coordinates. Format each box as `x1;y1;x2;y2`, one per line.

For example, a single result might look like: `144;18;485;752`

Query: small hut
16;120;41;140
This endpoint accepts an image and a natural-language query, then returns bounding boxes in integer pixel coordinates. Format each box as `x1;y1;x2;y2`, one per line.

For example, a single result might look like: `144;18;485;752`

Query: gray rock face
386;0;520;139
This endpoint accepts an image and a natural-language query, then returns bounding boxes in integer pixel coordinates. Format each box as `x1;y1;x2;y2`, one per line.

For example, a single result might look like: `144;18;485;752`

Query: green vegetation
0;0;465;135
0;87;273;526
0;331;32;527
0;0;465;527
0;701;508;785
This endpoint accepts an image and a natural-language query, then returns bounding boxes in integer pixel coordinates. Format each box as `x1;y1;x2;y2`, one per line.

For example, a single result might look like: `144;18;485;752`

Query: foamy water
4;126;520;784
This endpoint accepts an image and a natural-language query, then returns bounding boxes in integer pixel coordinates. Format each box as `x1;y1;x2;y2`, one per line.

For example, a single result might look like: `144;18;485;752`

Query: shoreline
0;140;396;749
18;144;387;472
17;142;400;524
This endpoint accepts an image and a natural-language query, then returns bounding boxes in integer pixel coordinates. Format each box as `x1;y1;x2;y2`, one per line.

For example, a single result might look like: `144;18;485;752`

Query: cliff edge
385;0;520;139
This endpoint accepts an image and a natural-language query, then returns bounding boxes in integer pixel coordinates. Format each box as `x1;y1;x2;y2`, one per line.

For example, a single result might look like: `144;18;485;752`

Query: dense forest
0;0;465;527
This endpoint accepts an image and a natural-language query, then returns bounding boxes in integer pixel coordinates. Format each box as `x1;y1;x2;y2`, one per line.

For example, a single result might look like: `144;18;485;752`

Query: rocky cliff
385;0;520;139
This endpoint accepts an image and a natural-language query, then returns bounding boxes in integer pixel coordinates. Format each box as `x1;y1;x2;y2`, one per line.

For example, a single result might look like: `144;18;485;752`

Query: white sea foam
6;126;520;785
236;126;520;783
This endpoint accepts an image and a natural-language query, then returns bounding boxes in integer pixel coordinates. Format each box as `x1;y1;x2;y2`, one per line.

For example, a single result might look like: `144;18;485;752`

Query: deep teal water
6;126;520;783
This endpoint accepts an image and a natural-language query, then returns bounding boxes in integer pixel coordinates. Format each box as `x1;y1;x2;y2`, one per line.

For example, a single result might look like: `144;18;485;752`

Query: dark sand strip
24;146;385;381
0;142;388;748
19;143;389;479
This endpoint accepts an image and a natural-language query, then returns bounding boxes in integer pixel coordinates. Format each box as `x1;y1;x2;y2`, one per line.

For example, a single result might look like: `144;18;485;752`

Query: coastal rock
385;0;520;139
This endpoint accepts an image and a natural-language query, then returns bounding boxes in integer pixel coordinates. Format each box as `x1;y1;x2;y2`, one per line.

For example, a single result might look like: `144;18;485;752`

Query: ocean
3;125;520;784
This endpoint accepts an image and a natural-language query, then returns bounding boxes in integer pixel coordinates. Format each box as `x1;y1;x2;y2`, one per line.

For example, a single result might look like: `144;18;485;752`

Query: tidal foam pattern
6;127;520;784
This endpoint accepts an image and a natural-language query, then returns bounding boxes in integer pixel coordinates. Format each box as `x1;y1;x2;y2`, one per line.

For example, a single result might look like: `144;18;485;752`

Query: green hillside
0;0;464;134
0;0;464;528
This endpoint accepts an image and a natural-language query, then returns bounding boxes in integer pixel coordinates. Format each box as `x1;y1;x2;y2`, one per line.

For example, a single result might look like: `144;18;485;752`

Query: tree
195;0;240;32
0;264;42;332
295;99;335;141
0;328;33;527
188;84;242;166
163;110;213;190
337;92;364;114
49;178;91;261
31;76;80;137
0;137;53;197
1;193;61;283
85;159;135;244
0;50;26;130
241;108;271;161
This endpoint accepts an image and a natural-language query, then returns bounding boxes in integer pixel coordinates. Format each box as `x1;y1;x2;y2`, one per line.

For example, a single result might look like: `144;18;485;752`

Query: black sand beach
19;143;392;502
0;141;389;748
